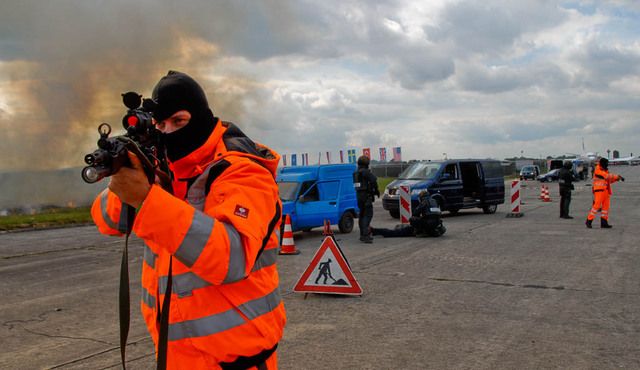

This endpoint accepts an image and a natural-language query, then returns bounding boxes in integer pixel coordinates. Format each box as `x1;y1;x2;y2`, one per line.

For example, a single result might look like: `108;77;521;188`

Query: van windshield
278;182;299;201
399;163;441;180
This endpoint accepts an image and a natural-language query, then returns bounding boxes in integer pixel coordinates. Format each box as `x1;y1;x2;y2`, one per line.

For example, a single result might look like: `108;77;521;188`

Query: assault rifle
81;92;169;186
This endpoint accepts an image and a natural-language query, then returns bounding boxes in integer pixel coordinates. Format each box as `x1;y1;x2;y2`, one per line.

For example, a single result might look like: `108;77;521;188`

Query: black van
382;159;505;217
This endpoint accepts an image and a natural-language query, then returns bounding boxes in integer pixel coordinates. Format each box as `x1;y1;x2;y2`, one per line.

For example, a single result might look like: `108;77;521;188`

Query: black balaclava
150;71;216;161
599;157;609;170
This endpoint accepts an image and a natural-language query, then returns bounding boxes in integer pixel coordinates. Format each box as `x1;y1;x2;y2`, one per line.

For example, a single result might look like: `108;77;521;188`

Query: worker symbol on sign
293;236;362;295
314;259;348;285
315;259;334;284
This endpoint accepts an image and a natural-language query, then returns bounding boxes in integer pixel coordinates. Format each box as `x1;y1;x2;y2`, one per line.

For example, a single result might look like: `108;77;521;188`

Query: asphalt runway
2;167;639;369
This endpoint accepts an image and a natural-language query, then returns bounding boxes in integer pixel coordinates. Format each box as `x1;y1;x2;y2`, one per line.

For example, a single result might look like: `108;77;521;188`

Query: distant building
515;159;534;170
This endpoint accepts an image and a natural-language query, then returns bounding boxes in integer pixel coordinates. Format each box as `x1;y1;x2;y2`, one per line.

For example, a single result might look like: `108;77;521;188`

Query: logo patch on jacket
234;205;250;218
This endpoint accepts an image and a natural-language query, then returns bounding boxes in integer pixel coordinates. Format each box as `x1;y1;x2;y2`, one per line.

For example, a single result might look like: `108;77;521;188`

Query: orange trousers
587;191;610;221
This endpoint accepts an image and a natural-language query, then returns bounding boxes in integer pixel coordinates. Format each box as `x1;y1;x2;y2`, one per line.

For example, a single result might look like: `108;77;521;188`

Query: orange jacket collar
168;121;224;180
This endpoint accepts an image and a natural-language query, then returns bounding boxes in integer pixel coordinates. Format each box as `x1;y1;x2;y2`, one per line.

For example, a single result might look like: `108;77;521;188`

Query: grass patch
378;177;395;194
0;207;93;231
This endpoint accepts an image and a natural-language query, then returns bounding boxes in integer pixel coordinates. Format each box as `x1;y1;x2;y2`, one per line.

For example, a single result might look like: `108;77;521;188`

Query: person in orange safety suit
586;157;625;228
91;71;285;369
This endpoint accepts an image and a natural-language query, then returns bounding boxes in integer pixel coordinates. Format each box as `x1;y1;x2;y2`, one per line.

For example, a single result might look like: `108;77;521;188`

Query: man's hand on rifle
109;151;152;208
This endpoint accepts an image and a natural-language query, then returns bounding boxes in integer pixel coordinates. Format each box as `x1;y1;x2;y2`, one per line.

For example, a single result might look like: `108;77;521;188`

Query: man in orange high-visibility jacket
586;157;625;228
91;71;285;369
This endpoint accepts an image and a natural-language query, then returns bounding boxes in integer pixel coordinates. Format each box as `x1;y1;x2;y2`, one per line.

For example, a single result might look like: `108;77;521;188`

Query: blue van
382;159;505;217
276;164;359;233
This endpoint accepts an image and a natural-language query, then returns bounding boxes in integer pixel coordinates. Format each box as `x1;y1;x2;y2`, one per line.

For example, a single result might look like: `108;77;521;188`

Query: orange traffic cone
279;215;300;255
539;185;546;200
543;185;552;202
323;219;334;237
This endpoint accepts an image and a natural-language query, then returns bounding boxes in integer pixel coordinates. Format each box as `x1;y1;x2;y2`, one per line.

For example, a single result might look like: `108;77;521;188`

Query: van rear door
480;161;505;204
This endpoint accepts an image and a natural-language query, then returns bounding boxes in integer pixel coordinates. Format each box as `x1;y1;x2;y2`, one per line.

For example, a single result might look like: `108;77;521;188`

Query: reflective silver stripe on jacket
143;244;156;268
252;248;278;272
185;161;222;211
99;190;118;230
174;211;246;277
158;248;278;295
223;223;246;283
141;287;155;309
237;287;281;320
174;210;214;267
168;288;282;341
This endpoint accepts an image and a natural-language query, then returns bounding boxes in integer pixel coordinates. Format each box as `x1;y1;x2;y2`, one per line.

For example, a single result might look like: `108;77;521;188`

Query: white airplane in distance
565;152;597;164
584;152;598;161
609;155;640;165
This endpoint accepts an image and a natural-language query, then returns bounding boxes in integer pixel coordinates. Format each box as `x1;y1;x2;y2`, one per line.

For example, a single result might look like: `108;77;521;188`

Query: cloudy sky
1;0;639;170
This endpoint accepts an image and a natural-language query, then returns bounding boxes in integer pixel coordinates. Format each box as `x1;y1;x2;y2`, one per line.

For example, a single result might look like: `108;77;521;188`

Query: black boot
585;219;592;228
601;219;612;228
360;236;373;244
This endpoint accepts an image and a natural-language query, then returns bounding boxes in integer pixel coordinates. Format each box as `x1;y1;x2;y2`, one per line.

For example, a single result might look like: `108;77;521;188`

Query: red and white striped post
399;185;412;224
507;180;524;218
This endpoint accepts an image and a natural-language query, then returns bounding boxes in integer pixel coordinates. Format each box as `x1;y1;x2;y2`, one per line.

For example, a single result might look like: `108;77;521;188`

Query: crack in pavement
48;336;151;369
1;241;126;260
3;309;114;346
352;270;640;297
426;276;640;297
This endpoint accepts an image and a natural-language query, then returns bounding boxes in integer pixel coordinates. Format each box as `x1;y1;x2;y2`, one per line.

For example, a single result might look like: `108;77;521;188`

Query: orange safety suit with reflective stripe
587;164;621;222
91;120;285;369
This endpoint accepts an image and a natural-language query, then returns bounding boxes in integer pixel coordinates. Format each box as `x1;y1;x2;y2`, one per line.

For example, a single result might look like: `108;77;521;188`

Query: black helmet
563;161;572;169
357;155;370;167
599;157;609;170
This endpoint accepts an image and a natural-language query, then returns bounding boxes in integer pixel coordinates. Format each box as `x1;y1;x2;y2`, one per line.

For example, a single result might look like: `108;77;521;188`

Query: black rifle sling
117;137;173;369
119;204;136;370
157;257;172;370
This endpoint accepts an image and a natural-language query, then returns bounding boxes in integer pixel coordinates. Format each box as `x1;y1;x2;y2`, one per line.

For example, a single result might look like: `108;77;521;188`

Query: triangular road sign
293;236;362;296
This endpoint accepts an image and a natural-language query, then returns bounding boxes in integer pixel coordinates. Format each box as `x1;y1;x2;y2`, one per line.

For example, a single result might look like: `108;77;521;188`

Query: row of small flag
282;147;402;166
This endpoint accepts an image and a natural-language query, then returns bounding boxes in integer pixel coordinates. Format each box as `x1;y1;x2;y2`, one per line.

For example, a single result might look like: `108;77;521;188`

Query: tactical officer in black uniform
353;155;379;243
558;160;575;219
370;190;446;238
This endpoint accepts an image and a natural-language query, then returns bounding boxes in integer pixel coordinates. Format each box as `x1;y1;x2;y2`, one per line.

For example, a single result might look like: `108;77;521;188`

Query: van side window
443;163;458;179
318;181;339;201
299;181;319;201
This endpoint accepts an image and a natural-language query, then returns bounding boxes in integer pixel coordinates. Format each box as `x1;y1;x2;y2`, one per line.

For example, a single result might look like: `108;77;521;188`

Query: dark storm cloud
426;0;567;57
572;40;640;88
388;46;455;90
266;1;457;88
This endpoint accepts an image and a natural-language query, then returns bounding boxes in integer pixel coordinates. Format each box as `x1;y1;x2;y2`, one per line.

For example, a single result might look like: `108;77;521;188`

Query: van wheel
302;228;313;232
482;204;497;214
338;212;354;233
449;208;459;215
389;209;400;219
